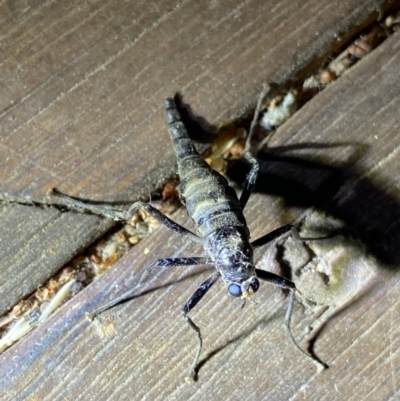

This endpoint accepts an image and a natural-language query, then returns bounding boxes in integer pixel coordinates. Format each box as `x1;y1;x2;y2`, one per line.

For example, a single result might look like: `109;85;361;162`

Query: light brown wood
0;1;399;400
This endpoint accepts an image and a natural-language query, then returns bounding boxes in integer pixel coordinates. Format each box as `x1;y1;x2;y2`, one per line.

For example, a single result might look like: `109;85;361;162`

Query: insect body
167;98;260;299
56;88;324;379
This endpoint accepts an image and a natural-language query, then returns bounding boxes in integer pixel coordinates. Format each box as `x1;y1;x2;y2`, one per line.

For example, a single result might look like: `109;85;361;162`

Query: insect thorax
204;226;255;283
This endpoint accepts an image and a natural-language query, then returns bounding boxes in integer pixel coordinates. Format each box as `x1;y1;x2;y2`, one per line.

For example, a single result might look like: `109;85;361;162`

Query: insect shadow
195;308;281;374
228;142;400;268
226;140;400;357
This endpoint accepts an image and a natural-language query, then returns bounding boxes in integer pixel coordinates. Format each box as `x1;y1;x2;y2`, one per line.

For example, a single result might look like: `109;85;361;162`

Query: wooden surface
1;0;400;400
0;0;392;314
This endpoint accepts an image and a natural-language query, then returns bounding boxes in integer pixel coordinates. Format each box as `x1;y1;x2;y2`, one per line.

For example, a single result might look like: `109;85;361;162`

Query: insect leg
50;189;204;245
252;224;328;249
239;150;258;209
255;269;295;289
251;224;294;248
240;85;273;209
181;271;220;380
87;257;209;319
256;269;326;371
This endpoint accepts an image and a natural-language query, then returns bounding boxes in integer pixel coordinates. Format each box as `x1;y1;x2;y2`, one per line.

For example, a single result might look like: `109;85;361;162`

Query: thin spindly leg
181;271;220;381
251;224;328;249
240;85;273;209
50;189;204;245
256;269;326;371
239;151;259;209
87;257;209;320
251;224;294;248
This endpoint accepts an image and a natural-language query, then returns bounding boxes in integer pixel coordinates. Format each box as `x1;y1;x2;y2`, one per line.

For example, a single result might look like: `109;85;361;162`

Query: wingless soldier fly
54;86;325;379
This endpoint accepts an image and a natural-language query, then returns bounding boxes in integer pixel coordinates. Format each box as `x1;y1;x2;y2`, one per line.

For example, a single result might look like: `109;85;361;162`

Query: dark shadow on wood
227;143;400;268
193;310;280;381
99;265;214;317
173;93;217;144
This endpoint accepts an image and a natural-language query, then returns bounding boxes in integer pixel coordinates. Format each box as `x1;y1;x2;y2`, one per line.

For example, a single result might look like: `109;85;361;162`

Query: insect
55;86;325;379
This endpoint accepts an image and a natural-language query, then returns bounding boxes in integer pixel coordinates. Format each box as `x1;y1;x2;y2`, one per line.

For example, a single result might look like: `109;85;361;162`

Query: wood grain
0;1;399;400
0;0;392;313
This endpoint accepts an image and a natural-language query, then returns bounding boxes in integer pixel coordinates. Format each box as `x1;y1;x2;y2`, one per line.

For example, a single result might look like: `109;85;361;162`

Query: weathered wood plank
0;203;112;313
0;14;399;401
0;0;392;314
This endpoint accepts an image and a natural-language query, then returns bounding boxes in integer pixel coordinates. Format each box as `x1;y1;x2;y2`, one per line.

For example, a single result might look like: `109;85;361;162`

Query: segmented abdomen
165;98;247;237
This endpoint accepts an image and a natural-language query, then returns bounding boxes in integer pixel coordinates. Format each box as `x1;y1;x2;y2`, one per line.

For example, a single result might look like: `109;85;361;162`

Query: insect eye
228;283;242;297
250;278;260;293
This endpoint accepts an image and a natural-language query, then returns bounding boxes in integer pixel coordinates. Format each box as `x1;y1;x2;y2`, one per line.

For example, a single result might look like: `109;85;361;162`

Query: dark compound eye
250;278;260;293
228;283;242;297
